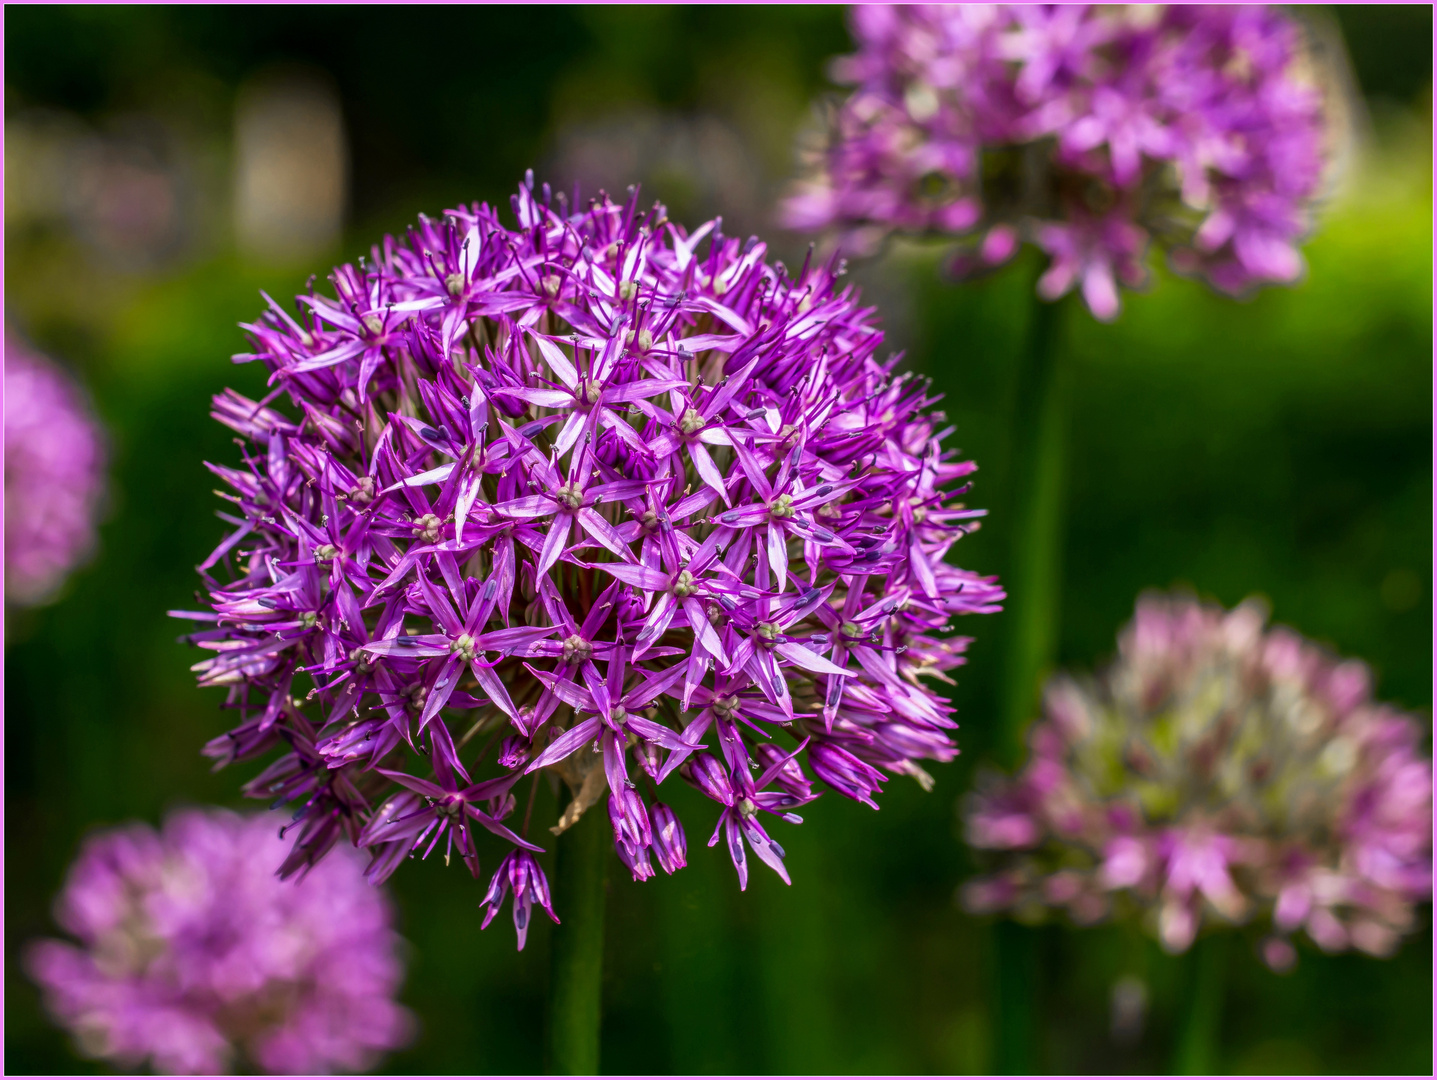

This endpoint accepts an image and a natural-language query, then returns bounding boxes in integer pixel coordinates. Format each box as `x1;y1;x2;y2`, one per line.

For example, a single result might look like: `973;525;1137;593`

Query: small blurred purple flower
783;5;1334;320
174;173;1002;946
4;329;107;607
961;592;1433;970
24;808;413;1074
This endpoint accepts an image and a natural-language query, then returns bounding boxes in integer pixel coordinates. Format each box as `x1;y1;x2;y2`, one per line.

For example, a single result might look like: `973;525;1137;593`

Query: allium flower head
4;329;107;607
175;173;1001;943
25;808;413;1074
962;592;1433;970
783;5;1333;319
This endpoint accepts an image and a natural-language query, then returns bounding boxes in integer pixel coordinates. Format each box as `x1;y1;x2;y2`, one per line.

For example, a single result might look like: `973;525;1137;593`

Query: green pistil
451;633;478;662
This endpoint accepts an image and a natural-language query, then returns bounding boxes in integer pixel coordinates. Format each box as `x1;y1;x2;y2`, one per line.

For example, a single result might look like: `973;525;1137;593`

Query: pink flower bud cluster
963;592;1431;970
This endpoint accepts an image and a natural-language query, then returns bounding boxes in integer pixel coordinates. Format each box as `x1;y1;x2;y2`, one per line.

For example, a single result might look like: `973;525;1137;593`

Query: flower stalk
547;802;609;1076
992;918;1039;1074
992;278;1069;1076
1172;933;1228;1075
998;281;1070;765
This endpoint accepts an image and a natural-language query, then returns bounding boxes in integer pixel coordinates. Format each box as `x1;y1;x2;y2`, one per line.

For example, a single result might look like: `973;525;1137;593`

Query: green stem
993;920;1038;1075
546;804;609;1075
1172;933;1229;1075
992;281;1070;1077
998;287;1070;765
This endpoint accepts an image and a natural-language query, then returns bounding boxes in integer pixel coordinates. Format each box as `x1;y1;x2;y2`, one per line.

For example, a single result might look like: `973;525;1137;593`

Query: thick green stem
993;920;1038;1074
1172;934;1229;1075
998;289;1070;764
991;285;1070;1077
546;805;609;1075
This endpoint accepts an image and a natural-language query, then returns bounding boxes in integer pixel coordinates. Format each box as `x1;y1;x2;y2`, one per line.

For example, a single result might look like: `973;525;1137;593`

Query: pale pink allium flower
962;592;1432;970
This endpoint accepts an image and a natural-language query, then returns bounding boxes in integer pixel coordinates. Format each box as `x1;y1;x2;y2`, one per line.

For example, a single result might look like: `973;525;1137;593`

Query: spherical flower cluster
4;329;107;607
783;5;1331;320
25;808;413;1074
174;174;1001;943
962;592;1432;971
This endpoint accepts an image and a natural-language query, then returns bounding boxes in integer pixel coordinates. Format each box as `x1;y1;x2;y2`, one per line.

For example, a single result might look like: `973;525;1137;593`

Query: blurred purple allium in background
173;174;1001;945
962;592;1433;971
782;5;1332;320
25;808;413;1074
4;330;107;607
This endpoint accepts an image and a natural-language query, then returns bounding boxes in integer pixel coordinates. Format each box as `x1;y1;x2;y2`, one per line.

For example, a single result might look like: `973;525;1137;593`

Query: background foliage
6;5;1431;1073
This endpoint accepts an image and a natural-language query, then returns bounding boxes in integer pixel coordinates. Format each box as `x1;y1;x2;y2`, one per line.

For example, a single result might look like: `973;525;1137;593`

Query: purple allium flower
4;329;107;607
782;5;1333;320
174;174;1001;945
961;592;1433;970
24;808;413;1074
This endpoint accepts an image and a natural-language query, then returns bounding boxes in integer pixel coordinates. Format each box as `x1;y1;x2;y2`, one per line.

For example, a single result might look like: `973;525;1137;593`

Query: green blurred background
5;5;1431;1074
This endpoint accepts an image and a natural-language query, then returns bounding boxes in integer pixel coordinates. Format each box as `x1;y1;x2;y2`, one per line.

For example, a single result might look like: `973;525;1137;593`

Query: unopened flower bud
650;803;687;874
